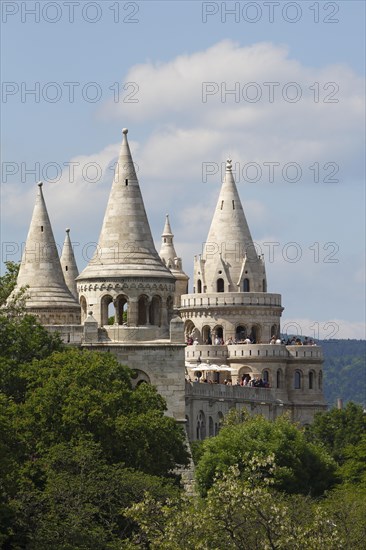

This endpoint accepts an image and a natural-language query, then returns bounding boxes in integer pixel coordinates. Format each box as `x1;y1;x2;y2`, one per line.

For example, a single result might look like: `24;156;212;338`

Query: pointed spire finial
226;159;232;171
122;128;128;135
66;228;70;233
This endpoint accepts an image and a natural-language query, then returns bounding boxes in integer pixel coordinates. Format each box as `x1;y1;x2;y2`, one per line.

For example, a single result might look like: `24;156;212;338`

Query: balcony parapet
185;343;323;363
180;292;282;309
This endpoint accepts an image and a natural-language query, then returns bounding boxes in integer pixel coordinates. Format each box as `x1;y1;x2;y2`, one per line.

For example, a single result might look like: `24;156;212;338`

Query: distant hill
319;339;366;408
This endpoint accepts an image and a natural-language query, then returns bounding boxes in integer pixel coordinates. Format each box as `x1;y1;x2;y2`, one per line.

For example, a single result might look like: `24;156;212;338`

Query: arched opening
262;370;269;385
294;370;302;389
236;325;247;341
149;295;162;326
209;416;214;437
309;371;314;389
216;411;224;435
213;325;223;344
115;295;128;325
217;278;224;292
138;295;149;325
202;325;212;344
80;295;87;323
249;325;260;344
101;294;114;326
243;278;250;292
276;369;282;389
263;279;267;292
197;279;202;293
196;410;206;440
184;320;196;342
130;369;151;388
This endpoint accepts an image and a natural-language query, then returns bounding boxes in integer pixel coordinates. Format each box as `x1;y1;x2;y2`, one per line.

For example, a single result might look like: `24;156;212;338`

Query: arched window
196;411;206;440
319;370;323;390
209;416;214;437
262;370;269;385
214;326;223;343
276;369;282;389
236;325;246;341
100;294;113;326
217;278;224;292
243;278;250;292
149;295;162;326
197;279;202;293
263;279;267;292
309;371;314;389
294;370;302;389
138;295;149;325
216;411;224;435
80;295;87;323
202;325;212;344
250;325;259;344
115;295;128;325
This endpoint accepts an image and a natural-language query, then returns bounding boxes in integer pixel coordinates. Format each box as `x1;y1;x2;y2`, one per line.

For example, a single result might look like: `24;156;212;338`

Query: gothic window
262;370;269;384
294;370;302;389
309;371;314;389
217;278;224;292
197;279;202;293
243;278;250;292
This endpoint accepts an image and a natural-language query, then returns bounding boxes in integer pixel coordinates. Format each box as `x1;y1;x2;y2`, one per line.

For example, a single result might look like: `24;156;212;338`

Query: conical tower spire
197;159;266;293
60;228;79;299
15;182;80;320
78;129;173;279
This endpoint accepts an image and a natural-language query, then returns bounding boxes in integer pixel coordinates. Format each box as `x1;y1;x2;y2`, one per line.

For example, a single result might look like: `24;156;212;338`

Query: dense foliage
194;410;337;497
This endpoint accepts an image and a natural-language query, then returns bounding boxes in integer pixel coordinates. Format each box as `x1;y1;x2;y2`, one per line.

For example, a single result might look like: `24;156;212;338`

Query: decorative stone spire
197;159;266;293
159;214;178;268
60;228;79;299
159;214;189;306
78;129;173;280
15;182;80;321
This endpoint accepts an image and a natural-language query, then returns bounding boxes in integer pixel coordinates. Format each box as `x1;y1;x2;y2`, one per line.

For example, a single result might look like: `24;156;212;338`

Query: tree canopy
194;410;337;497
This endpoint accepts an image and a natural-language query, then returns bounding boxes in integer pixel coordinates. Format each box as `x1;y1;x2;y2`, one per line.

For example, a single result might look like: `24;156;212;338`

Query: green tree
0;261;29;315
126;455;343;550
305;402;366;464
195;412;337;496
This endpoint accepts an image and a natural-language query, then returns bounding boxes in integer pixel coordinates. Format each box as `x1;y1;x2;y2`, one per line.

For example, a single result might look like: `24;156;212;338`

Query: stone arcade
13;129;326;440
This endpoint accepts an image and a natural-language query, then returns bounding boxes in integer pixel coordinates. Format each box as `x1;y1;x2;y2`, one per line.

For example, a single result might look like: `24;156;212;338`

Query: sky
1;0;365;339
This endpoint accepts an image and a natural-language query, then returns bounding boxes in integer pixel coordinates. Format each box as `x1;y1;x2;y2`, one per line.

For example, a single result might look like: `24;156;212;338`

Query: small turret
15;182;80;324
60;228;79;299
159;214;189;307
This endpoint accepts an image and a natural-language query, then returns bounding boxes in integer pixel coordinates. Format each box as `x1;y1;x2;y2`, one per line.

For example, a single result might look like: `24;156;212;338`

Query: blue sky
1;0;365;338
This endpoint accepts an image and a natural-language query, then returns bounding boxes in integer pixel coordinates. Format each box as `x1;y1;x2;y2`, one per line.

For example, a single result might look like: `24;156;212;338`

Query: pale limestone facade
15;130;326;438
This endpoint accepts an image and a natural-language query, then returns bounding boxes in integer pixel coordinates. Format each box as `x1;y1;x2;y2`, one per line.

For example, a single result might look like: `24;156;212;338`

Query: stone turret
77;129;176;337
159;214;189;307
181;158;282;345
60;228;79;299
15;182;80;324
195;159;266;294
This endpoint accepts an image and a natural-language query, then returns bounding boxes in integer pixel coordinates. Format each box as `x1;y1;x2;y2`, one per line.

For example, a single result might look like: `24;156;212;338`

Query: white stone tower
14;182;80;324
77;129;176;340
60;228;79;300
182;159;282;345
159;214;189;308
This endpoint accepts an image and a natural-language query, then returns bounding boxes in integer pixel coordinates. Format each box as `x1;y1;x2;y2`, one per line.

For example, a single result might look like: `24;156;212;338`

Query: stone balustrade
186;381;276;402
186;343;323;363
181;292;282;308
